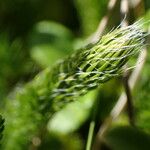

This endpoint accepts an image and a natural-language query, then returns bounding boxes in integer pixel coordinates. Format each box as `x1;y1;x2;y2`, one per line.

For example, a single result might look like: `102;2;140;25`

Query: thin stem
120;0;129;25
120;0;135;126
86;121;95;150
122;73;135;126
86;91;101;150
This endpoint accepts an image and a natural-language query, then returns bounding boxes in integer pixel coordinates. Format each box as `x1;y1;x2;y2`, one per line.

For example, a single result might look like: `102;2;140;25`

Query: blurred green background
0;0;150;149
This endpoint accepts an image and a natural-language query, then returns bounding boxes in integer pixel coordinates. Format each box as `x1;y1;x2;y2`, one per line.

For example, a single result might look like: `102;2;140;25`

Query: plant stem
86;121;95;150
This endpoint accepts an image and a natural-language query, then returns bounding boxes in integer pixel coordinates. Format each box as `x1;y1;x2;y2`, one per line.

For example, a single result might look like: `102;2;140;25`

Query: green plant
2;21;146;150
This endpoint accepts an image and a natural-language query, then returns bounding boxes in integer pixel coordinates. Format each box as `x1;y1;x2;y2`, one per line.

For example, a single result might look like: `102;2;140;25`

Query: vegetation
0;0;150;150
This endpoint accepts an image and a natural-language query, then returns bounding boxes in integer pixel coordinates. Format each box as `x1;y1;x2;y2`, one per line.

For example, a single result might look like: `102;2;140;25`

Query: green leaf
47;90;97;134
29;21;74;68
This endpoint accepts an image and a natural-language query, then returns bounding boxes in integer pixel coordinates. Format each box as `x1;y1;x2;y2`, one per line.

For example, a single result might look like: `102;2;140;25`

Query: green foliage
2;22;145;149
29;21;74;68
0;1;150;150
48;90;97;134
0;35;33;101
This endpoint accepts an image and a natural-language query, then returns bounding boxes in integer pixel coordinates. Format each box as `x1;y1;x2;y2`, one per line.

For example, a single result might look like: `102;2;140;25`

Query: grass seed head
50;21;146;108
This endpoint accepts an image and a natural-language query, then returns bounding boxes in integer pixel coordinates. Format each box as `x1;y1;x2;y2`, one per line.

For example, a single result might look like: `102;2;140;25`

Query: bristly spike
49;21;146;107
3;20;147;150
